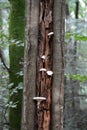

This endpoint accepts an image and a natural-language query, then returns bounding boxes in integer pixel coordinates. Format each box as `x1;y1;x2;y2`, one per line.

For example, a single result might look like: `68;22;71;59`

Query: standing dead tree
21;0;65;130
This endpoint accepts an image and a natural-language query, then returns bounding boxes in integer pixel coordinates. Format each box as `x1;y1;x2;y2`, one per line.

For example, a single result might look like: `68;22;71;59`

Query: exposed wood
51;0;65;130
36;0;53;130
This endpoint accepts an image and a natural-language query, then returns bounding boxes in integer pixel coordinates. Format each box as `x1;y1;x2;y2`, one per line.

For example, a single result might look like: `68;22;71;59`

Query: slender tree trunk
51;0;65;130
64;1;80;130
21;0;39;130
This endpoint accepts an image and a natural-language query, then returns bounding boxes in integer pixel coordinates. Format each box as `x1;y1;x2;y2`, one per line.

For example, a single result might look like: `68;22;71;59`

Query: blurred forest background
1;0;87;130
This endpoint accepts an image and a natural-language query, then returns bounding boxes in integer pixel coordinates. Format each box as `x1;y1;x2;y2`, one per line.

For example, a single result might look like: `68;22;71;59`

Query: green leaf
65;32;87;41
65;74;87;83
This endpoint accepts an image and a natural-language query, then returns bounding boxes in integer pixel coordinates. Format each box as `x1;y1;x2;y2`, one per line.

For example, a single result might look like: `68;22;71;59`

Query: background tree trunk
64;1;80;129
9;0;25;130
51;0;65;130
21;0;39;130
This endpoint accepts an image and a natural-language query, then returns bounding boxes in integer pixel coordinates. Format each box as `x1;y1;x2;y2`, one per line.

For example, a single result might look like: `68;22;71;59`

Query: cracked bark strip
36;0;53;130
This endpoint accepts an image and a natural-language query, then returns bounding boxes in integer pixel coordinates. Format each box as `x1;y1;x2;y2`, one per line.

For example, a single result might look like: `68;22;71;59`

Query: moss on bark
9;0;25;130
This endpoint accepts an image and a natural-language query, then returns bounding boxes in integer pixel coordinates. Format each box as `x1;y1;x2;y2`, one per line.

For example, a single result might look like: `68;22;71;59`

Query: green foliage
9;82;23;97
0;31;9;47
0;0;10;9
65;74;87;83
5;101;18;108
0;30;24;48
5;82;23;109
65;33;87;42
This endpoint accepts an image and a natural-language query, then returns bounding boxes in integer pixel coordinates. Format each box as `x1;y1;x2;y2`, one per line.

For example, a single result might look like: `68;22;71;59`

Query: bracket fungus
40;68;46;78
48;32;54;37
41;55;46;62
46;70;53;76
33;97;46;109
40;68;46;72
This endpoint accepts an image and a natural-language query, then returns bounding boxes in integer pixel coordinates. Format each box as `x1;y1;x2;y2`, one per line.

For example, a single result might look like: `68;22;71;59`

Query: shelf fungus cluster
41;55;46;62
40;68;53;77
33;65;53;109
40;55;53;76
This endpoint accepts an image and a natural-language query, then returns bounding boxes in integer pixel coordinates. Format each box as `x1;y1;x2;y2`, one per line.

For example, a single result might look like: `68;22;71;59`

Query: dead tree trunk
51;0;65;130
22;0;65;130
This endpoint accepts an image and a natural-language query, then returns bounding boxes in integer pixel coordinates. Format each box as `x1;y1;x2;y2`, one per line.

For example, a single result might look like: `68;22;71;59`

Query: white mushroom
40;68;46;79
48;32;54;36
33;97;46;109
41;55;46;60
41;55;46;62
40;68;46;72
46;70;53;76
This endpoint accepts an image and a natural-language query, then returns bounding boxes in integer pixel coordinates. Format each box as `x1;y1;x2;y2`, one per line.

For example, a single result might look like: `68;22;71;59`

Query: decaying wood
36;0;53;130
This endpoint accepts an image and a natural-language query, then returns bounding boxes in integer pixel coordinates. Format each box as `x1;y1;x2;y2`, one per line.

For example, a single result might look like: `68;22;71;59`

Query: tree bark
9;0;25;130
51;0;65;130
22;1;65;130
21;0;39;130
